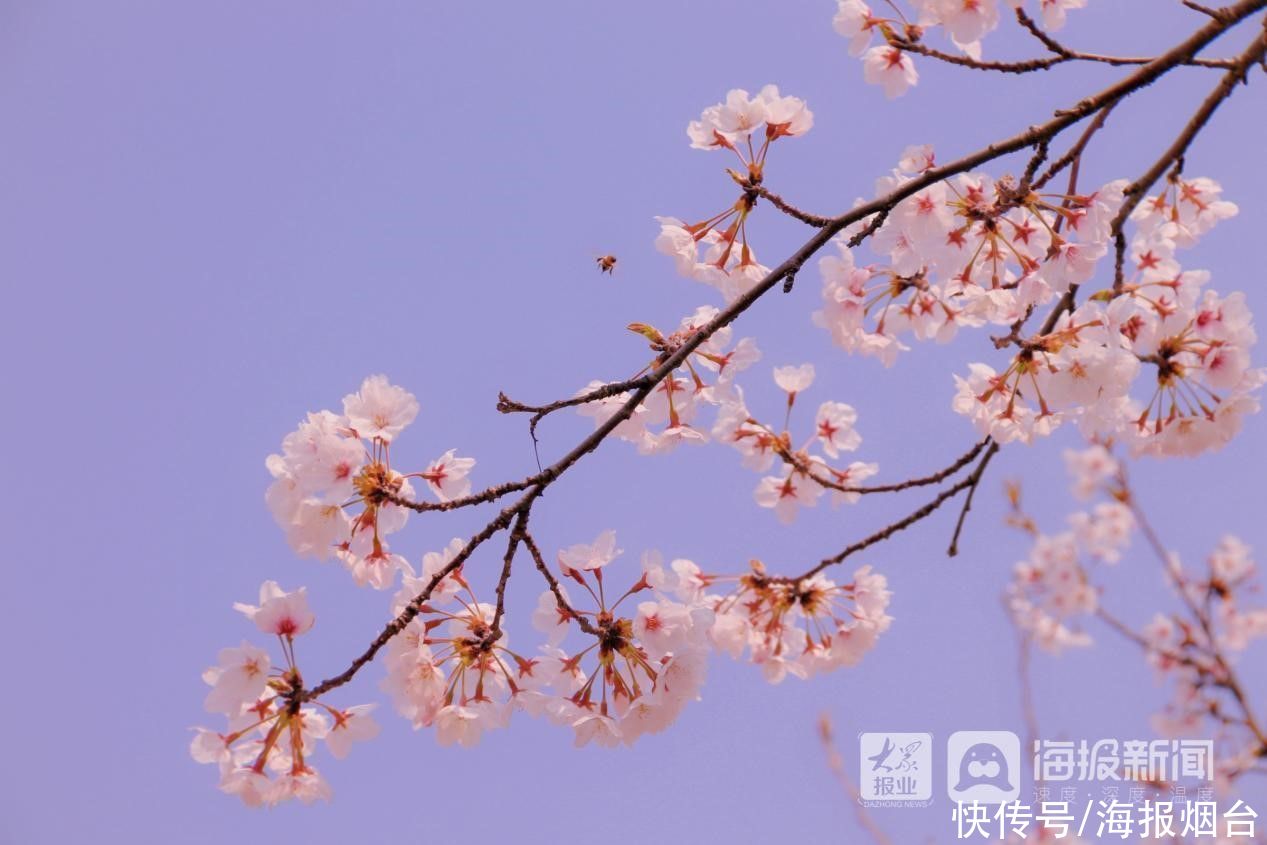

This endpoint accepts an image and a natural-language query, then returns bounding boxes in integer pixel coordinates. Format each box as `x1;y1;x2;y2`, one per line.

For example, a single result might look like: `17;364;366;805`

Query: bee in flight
595;254;618;275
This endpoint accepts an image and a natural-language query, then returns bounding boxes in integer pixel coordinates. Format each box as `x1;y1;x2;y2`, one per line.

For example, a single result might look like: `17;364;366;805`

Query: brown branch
300;0;1267;700
1019;139;1050;191
497;376;654;428
947;441;1001;557
1121;475;1267;748
1110;22;1267;290
489;512;527;636
892;11;1238;75
1005;603;1043;784
304;493;534;700
752;185;834;228
1031;101;1117;192
790;475;977;582
810;435;990;495
497;376;657;470
1182;0;1232;20
521;524;600;637
1014;7;1236;70
379;476;536;513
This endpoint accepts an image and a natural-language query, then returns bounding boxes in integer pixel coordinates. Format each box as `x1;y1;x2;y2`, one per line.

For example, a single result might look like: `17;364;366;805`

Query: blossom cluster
1006;445;1134;653
713;363;879;523
799;146;1259;457
834;0;1091;98
378;528;891;750
577;305;761;454
651;95;1261;460
1142;534;1267;747
196;372;894;803
700;559;893;683
656;85;811;303
192;582;379;806
265;375;476;588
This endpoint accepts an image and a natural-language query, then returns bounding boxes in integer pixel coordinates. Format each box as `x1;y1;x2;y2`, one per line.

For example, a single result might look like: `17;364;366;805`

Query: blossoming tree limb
194;0;1267;804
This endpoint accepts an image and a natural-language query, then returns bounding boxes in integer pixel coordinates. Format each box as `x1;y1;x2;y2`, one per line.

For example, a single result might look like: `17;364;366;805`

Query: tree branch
300;0;1267;700
1111;20;1267;290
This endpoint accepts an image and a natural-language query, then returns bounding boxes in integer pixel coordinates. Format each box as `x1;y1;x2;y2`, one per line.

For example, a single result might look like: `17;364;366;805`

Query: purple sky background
2;2;1265;842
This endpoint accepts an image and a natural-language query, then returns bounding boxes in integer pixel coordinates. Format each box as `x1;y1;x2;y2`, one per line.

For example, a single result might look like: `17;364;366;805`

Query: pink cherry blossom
324;704;381;759
833;0;880;55
862;46;918;99
233;581;316;638
419;449;476;502
1062;443;1119;500
202;642;271;715
773;363;815;395
815;401;862;458
557;529;622;576
342;375;419;443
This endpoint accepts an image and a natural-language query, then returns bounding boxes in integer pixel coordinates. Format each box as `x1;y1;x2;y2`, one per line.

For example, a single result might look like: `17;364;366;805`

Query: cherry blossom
836;0;1090;97
558;529;622;575
833;0;882;55
1031;0;1088;31
773;363;815;396
418;449;476;502
707;561;892;682
193;588;375;805
926;0;1002;52
200;5;1267;812
324;704;381;759
862;46;919;99
381;597;519;747
517;538;713;747
715;365;876;522
577;307;760;454
265;378;482;588
233;581;316;638
659;88;812;303
342;374;419;443
202;642;271;716
1062;443;1119;500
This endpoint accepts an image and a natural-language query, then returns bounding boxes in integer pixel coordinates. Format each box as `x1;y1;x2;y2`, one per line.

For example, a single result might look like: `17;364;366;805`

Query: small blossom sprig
192;582;379;806
522;532;713;747
574;305;760;454
656;85;813;303
713;363;879;523
835;0;1237;101
380;541;522;748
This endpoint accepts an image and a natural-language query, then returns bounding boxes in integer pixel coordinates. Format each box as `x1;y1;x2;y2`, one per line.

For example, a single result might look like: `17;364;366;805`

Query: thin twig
521;524;600;637
753;185;834;228
811;436;990;495
947;441;1001;557
791;475;977;581
1110;23;1267;290
1031;101;1116;192
1122;475;1267;747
